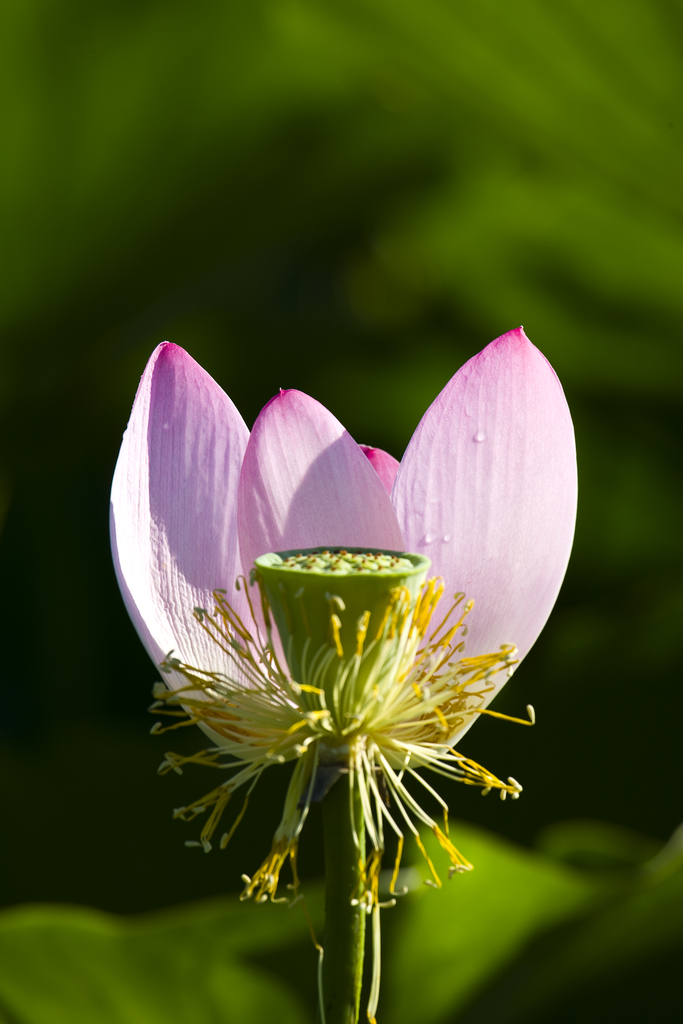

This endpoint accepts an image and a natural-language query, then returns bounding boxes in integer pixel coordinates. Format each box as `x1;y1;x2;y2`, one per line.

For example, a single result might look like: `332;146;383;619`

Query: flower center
277;549;416;575
150;547;528;945
254;546;431;717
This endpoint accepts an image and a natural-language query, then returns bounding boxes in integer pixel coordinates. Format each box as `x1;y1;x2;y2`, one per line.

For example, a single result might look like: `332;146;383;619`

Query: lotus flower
110;325;576;903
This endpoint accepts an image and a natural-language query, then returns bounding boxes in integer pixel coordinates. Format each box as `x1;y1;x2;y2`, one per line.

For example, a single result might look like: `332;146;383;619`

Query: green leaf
383;819;683;1023
536;818;662;871
0;894;322;1024
382;820;599;1024
455;823;683;1023
1;821;681;1023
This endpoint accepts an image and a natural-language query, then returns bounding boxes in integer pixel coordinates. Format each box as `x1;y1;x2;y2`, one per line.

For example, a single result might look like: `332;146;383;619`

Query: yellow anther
433;825;473;872
219;794;250;850
373;596;394;641
329;613;344;657
426;584;462;642
472;707;534;727
434;706;449;732
414;832;442;888
356;610;371;657
305;710;331;722
283;719;309;737
241;836;298;903
389;836;404;896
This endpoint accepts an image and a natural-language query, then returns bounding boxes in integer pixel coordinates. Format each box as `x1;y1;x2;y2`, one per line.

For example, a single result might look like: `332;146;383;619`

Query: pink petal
238;390;404;572
110;343;250;680
393;327;577;723
359;444;400;495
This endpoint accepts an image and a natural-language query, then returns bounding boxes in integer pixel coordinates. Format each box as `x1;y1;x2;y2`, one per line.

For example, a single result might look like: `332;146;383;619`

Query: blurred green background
1;0;682;1021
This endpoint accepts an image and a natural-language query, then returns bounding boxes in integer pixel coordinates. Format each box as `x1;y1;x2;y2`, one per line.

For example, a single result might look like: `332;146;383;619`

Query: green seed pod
254;546;430;702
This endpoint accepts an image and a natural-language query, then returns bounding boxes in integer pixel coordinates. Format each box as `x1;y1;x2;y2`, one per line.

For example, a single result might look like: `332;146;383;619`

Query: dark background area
0;1;681;991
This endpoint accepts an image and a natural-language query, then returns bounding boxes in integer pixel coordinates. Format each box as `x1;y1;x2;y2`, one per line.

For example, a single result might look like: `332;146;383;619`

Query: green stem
320;771;366;1024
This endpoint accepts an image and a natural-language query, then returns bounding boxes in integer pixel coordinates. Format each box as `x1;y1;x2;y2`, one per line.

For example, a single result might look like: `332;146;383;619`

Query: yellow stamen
471;706;535;726
389;836;404;896
433;824;473;873
356;610;371;657
329;613;344;658
427;589;465;643
241;836;297;903
152;564;530;1024
434;706;449;732
413;831;442;888
201;786;233;846
220;794;250;849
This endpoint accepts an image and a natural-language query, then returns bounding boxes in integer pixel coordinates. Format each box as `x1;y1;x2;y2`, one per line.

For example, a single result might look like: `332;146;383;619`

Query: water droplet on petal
473;431;486;443
422;533;435;545
442;533;452;543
